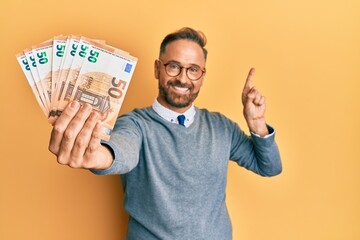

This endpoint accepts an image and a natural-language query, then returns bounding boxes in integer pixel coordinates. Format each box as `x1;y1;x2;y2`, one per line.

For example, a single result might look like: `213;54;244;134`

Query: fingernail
71;101;79;109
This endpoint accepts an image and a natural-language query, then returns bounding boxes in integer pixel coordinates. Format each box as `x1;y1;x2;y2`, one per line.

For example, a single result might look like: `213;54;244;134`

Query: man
49;27;282;240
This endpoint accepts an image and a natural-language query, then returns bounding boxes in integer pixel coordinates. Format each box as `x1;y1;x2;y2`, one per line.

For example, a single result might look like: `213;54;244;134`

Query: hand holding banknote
16;35;137;141
17;35;137;169
48;101;113;169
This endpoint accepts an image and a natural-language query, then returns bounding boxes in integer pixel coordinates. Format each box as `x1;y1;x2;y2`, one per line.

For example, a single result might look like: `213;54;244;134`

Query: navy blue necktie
177;115;186;126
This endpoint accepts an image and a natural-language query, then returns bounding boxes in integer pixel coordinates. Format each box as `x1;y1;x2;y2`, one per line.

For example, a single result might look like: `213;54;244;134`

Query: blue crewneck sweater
92;107;282;240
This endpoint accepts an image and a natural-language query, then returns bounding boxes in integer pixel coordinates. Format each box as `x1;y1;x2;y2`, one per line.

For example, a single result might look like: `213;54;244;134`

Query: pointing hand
241;68;269;136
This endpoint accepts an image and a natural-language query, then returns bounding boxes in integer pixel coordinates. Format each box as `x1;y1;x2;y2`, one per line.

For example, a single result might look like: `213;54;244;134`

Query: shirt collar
152;98;196;127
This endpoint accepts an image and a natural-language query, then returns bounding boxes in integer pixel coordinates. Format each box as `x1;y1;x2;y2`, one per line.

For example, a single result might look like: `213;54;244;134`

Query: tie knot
177;115;186;126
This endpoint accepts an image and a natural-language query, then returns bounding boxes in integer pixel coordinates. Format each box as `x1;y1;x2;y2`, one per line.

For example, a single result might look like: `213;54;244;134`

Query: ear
154;60;160;79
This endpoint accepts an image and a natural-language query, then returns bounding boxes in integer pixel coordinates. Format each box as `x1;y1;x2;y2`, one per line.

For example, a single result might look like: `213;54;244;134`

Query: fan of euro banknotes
16;35;138;141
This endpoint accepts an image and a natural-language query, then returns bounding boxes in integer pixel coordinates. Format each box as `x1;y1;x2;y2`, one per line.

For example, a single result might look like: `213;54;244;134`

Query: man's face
154;39;206;113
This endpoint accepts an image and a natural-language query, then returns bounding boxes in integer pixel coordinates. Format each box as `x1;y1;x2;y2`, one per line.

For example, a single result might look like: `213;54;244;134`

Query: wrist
95;145;114;170
247;118;269;137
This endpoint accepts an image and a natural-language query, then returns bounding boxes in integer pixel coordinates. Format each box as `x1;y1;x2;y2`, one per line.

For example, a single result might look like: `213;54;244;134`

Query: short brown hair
159;27;208;60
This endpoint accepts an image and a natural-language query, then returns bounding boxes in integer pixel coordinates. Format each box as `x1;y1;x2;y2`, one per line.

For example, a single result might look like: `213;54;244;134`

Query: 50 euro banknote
55;36;106;117
68;42;137;140
16;36;138;141
16;52;49;116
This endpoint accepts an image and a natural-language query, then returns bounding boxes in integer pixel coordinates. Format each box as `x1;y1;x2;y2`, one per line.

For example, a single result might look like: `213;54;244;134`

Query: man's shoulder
117;107;155;122
122;106;152;116
196;107;229;119
196;107;236;126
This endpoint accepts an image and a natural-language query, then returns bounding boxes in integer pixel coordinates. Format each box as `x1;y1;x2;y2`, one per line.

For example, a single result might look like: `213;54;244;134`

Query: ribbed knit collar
152;98;196;127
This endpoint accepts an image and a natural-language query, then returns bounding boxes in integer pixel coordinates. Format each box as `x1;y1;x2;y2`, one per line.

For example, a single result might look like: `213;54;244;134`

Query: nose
177;67;189;83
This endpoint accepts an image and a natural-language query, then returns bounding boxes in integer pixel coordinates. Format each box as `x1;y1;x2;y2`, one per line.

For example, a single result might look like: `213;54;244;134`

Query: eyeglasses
158;59;206;81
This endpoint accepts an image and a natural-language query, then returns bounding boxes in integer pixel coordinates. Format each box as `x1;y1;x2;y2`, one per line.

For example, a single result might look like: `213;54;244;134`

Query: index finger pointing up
243;67;256;95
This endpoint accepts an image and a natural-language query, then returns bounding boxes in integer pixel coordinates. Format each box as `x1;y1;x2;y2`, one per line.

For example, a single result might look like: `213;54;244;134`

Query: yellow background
1;0;359;239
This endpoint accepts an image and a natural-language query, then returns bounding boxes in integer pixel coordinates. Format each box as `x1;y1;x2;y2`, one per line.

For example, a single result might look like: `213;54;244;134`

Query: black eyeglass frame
157;59;206;81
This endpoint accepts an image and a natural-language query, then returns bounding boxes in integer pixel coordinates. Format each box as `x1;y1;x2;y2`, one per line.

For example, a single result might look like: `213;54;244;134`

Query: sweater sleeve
91;113;143;175
230;124;282;177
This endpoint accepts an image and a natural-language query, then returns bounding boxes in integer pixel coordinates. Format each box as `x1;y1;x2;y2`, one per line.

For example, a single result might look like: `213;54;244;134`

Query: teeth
174;86;189;92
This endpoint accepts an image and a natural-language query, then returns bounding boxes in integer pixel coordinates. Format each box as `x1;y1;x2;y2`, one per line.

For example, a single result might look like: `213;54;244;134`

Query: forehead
161;39;206;66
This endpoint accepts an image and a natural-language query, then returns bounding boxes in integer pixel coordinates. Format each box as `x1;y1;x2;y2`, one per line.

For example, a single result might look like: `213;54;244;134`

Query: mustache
167;79;193;89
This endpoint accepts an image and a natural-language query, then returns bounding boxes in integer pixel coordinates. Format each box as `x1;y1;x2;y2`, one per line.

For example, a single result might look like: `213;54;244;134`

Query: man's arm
48;101;114;170
233;67;282;176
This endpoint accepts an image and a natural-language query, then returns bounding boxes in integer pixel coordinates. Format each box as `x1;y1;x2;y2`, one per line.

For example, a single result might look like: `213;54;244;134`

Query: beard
158;79;200;109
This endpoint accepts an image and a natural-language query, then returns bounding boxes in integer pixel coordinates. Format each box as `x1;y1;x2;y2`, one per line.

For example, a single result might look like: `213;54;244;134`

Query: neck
156;96;192;113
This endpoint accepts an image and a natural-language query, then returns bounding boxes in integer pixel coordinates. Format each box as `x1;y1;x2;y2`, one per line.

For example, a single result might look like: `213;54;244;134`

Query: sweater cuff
250;124;275;139
250;125;276;147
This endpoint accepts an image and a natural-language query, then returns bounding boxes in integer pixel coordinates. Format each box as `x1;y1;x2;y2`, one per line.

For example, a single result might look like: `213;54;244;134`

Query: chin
159;84;199;109
166;96;192;109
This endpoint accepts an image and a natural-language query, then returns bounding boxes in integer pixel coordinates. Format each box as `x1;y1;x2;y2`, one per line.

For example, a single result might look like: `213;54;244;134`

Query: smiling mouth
173;86;190;93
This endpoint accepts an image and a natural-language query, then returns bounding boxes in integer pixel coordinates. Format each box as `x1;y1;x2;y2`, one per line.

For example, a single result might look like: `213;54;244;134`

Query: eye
188;66;200;73
168;63;180;70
